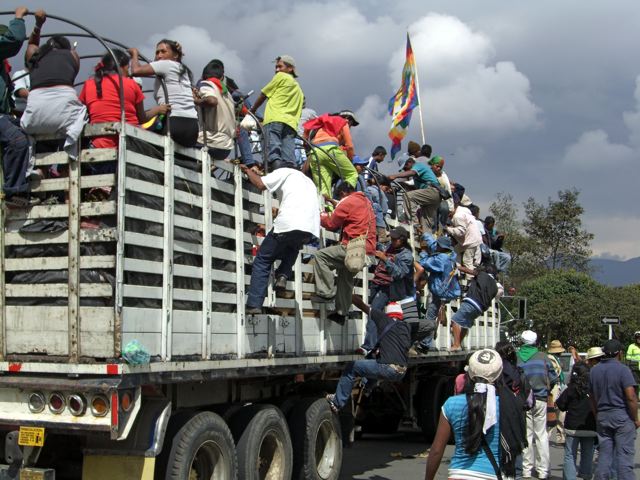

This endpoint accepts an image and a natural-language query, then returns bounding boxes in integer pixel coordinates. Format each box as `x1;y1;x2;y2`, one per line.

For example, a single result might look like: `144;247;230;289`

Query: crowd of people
3;9;637;479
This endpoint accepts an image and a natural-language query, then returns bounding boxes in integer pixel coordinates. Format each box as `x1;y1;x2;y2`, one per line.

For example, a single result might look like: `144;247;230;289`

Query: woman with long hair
20;35;86;159
79;49;169;151
556;362;596;480
129;39;198;147
425;349;505;479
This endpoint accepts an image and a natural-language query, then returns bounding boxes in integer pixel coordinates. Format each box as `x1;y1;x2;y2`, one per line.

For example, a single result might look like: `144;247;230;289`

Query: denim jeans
236;128;256;165
0;114;31;195
334;359;405;408
263;121;297;169
451;300;481;329
362;285;390;350
246;229;310;308
563;434;595;480
595;410;636;480
417;296;440;348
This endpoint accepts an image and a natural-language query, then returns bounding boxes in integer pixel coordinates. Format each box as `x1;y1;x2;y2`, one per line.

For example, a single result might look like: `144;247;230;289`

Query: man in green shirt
250;55;303;170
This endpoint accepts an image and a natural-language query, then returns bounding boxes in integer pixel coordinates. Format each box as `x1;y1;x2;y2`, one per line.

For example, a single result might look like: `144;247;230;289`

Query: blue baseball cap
436;236;454;252
352;155;368;166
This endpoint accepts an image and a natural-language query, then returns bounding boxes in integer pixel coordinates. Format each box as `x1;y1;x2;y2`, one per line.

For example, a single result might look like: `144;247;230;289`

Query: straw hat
547;340;565;354
586;346;604;360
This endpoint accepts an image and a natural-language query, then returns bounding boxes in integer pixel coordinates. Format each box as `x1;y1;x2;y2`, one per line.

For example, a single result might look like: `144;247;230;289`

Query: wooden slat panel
81;148;117;163
126;178;164;198
126;150;164;174
4;255;115;271
174;164;203;185
123;258;162;275
122;285;163;300
124;205;164;222
33;151;69;167
31;174;116;193
123;122;165;147
5;283;113;298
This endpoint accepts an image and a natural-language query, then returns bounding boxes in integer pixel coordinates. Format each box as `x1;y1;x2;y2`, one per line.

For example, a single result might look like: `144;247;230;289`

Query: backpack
517;366;535;411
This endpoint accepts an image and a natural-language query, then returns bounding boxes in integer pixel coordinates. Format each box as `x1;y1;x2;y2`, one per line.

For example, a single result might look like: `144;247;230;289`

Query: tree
523;189;593;272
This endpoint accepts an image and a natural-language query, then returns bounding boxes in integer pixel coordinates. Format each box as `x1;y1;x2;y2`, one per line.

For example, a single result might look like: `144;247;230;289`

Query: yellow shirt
626;343;640;363
262;72;303;131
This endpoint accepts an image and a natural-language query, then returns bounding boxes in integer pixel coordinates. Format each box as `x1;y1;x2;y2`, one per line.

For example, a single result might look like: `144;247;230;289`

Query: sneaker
327;312;346;326
310;294;334;304
326;394;339;414
246;306;262;315
355;347;369;356
274;275;288;292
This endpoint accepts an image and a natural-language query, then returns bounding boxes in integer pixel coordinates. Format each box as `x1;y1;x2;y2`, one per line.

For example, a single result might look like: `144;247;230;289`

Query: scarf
474;383;497;433
517;344;539;363
205;77;228;95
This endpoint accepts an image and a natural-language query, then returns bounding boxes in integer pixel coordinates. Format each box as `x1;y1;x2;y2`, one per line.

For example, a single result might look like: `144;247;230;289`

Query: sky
5;1;639;260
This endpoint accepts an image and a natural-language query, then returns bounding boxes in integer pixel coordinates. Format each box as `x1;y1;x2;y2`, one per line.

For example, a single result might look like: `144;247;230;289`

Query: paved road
339;428;640;479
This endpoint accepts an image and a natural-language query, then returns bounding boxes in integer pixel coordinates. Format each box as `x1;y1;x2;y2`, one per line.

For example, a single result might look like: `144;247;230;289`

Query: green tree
523;189;593;272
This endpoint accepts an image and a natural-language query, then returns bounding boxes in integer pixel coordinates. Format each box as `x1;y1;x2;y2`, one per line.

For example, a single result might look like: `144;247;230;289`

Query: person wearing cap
311;182;376;324
548;339;567;444
425;349;526;480
364;145;387;181
326;295;411;413
359;226;414;355
0;6;33;206
517;330;559;480
250;55;303;170
446;200;483;269
556;362;597;480
412;232;460;354
589;339;639;480
387;150;442;233
302;111;358;202
429;155;454;231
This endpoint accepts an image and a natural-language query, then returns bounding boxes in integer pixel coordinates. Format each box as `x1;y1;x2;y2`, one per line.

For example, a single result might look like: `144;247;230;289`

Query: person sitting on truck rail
311;181;376;325
241;164;320;315
196;59;236;160
129;40;199;148
79;49;169;155
249;55;303;170
0;7;34;207
326;295;411;413
20;34;86;160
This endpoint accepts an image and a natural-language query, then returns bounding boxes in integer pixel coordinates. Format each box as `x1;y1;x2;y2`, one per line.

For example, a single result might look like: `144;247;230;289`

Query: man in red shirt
311;182;376;324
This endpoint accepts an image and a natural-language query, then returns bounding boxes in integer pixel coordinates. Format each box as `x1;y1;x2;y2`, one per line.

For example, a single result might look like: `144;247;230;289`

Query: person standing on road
589;339;639;480
556;362;597;480
625;331;640;397
250;55;303;170
326;295;410;413
547;339;567;445
241;165;319;314
517;330;559;480
425;349;526;480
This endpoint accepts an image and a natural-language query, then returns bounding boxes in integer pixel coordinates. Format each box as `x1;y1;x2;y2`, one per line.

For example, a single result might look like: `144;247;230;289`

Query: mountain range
590;257;640;287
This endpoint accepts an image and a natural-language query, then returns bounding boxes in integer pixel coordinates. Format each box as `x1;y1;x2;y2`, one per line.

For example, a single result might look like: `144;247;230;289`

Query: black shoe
327;312;346;326
274;275;288;292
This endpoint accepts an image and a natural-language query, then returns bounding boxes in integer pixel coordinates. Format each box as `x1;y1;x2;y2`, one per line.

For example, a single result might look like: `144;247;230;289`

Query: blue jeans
362;285;390;350
236;128;256;165
246;229;310;308
0;114;30;195
263;121;297;169
595;410;636;480
563;435;595;480
334;360;405;408
451;300;481;329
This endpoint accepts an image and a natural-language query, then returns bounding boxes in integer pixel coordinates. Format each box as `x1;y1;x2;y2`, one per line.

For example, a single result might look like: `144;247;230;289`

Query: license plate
18;426;45;447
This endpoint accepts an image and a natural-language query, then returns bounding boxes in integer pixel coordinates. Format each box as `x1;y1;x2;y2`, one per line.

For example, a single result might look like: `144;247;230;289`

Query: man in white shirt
446;199;483;269
241;165;320;314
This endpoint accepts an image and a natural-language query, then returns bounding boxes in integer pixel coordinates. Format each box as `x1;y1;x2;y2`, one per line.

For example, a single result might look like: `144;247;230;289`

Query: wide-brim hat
547;340;565;354
586;346;604;360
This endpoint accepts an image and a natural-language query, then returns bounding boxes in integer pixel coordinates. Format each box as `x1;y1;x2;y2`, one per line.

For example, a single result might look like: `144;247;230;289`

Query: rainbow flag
388;34;419;158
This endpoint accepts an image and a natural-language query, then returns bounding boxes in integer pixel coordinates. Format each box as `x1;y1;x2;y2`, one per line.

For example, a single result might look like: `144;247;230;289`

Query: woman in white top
129;39;198;147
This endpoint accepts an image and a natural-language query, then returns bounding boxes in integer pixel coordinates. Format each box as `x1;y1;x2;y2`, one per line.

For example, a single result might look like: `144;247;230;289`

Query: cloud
563;74;640;169
585;215;640;261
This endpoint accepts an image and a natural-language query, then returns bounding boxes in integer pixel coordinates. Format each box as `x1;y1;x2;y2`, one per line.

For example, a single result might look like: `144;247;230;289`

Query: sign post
601;316;620;340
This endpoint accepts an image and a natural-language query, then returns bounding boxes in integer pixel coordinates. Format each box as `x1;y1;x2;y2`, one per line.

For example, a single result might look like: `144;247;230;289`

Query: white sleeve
150;60;173;78
261;169;286;194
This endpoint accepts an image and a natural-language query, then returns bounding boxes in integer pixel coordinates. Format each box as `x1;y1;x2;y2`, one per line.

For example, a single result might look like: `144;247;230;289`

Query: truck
0;15;500;480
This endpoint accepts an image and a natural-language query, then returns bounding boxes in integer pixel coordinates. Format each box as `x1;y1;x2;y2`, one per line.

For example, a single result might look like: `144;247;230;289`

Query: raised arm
29;9;45;46
128;48;155;77
239;164;266;191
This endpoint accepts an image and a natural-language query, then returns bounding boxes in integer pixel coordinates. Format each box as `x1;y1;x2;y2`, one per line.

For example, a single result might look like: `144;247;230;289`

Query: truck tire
163;411;238;480
228;404;293;480
288;397;342;480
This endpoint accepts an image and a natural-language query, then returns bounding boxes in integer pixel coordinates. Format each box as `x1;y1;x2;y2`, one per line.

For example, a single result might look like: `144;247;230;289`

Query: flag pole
410;32;426;145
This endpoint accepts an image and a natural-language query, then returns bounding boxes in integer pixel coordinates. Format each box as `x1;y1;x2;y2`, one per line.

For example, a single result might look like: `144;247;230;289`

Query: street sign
601;316;620;325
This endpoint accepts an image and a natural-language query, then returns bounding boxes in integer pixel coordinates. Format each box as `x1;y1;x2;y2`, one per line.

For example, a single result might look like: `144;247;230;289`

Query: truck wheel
228;404;293;480
164;411;238;480
289;398;343;480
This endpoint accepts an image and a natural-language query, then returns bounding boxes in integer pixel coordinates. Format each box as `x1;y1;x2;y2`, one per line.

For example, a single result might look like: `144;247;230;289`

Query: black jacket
556;383;596;432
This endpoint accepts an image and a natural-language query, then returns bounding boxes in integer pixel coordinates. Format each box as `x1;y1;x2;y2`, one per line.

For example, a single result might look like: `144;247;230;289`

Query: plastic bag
122;340;150;365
